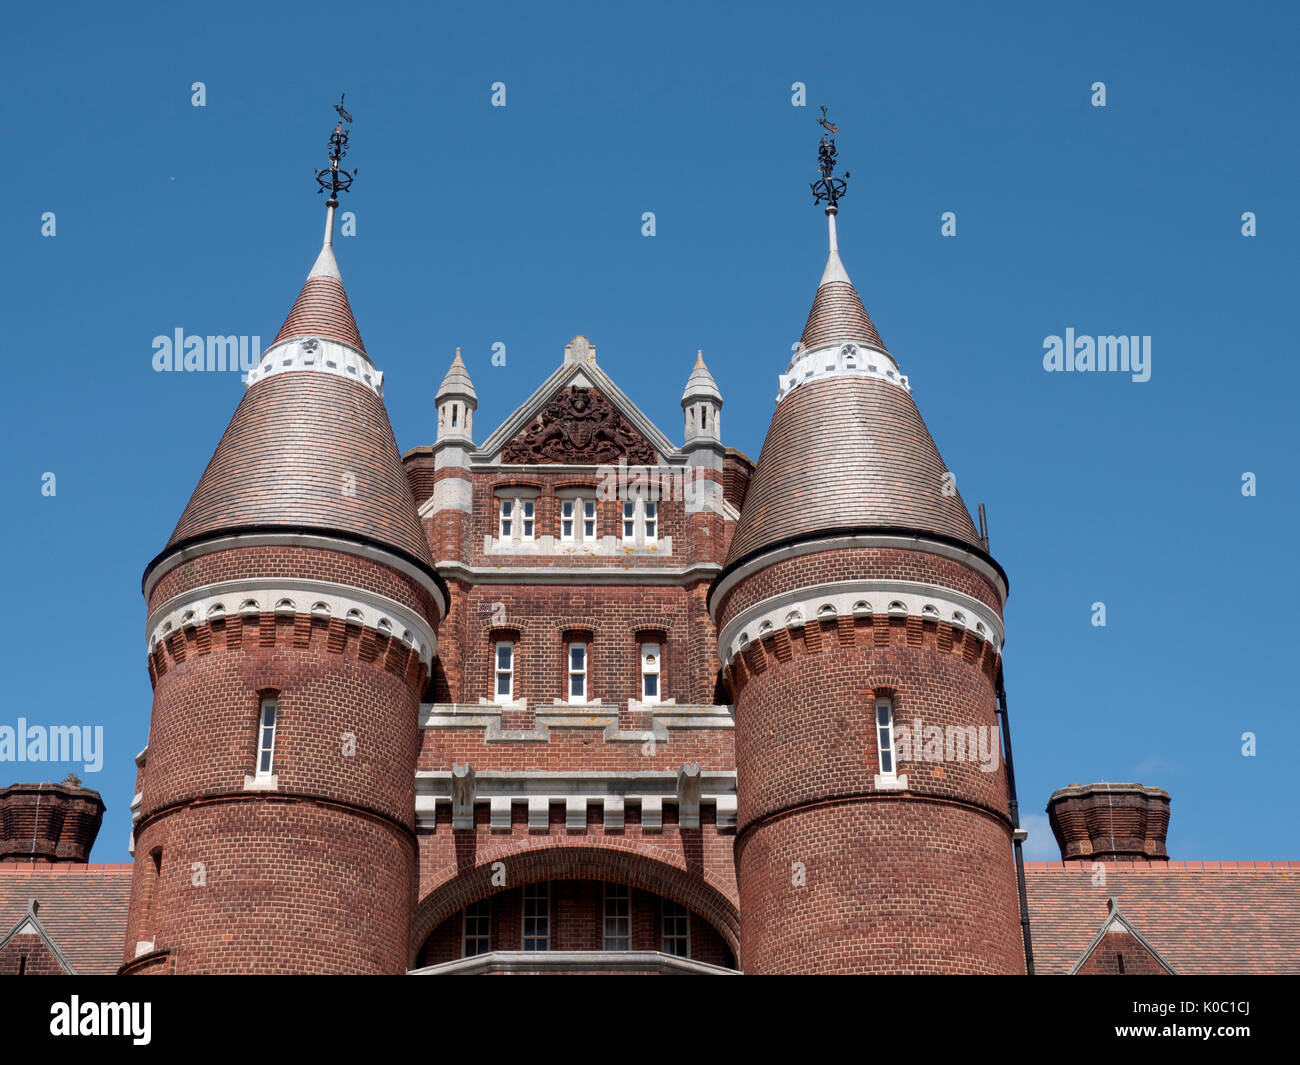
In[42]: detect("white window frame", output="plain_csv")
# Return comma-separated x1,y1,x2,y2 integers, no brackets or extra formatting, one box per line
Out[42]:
522,883,550,951
567,641,588,704
498,498,513,540
621,501,637,542
462,897,491,957
494,640,514,701
560,498,575,542
640,642,661,704
603,883,631,951
643,501,658,543
520,498,535,540
872,695,908,792
256,698,278,779
662,900,690,957
583,499,597,540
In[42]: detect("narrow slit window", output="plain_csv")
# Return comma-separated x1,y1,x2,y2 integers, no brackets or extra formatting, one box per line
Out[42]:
257,698,278,778
495,641,514,700
876,697,896,776
451,403,459,427
568,642,588,703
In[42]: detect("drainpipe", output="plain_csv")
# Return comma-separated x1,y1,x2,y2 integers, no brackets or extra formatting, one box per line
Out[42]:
996,669,1035,975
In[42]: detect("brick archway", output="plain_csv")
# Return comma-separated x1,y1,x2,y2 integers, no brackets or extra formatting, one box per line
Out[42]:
411,843,740,966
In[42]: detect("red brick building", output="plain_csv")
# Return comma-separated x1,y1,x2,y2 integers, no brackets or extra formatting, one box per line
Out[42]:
2,164,1294,976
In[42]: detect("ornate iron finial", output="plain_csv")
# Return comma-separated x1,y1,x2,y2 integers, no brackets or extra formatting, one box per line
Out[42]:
810,106,849,208
315,94,357,205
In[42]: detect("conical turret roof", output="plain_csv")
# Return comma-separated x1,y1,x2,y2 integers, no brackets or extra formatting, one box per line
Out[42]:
162,212,433,568
682,351,722,403
725,211,982,568
436,349,476,401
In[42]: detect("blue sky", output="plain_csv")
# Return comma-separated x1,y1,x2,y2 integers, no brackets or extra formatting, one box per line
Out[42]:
3,1,1296,862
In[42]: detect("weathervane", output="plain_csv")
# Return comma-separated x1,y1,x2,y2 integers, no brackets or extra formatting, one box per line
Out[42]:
810,106,849,208
315,94,357,205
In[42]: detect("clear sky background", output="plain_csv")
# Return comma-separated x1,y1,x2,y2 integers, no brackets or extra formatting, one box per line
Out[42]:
3,1,1296,862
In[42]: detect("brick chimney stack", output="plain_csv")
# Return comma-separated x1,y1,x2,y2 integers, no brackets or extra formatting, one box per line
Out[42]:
0,779,105,864
1047,782,1171,863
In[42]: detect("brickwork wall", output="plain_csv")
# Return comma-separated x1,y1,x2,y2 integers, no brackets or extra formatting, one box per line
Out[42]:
412,831,739,963
1075,930,1170,974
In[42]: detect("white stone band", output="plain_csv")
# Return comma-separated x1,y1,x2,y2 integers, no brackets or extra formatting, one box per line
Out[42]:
777,341,908,401
245,337,384,397
716,578,1004,664
147,577,437,665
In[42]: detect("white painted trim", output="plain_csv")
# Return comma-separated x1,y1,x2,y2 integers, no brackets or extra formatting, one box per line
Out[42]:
410,950,739,976
436,560,716,585
778,341,906,401
145,531,446,618
716,578,1004,664
712,533,1006,612
245,336,384,396
147,577,438,665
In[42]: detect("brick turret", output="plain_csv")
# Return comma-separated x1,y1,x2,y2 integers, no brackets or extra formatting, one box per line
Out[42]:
710,194,1024,973
122,189,445,974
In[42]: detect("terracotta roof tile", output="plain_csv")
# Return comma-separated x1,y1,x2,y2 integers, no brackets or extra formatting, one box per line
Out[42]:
166,371,433,565
726,374,983,566
273,275,365,352
1025,862,1300,974
799,280,886,353
0,864,132,974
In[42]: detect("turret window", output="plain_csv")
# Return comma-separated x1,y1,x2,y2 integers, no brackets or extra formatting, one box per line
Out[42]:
876,697,896,777
256,698,278,779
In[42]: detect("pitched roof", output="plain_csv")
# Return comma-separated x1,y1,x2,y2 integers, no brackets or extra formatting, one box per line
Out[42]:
1025,861,1300,975
725,215,982,568
161,224,434,569
0,864,133,975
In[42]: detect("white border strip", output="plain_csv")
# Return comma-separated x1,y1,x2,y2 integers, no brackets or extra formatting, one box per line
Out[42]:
717,578,1003,664
147,577,438,666
244,336,384,397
